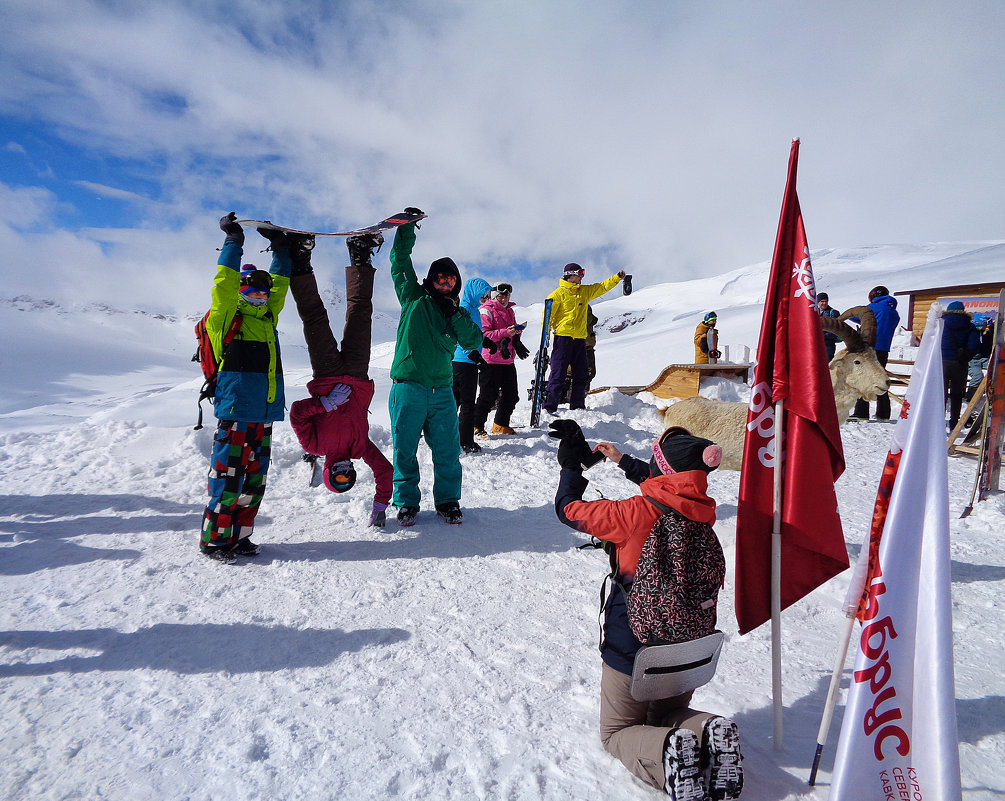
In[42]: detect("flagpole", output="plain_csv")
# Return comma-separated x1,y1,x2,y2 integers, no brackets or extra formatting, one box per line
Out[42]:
771,398,785,750
808,613,855,783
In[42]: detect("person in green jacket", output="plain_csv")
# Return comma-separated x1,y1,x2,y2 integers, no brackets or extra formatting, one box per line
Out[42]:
388,209,483,526
200,213,297,563
543,263,624,413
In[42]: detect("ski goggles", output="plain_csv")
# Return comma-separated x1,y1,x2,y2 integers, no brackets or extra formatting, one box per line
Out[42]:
432,273,458,291
326,460,357,493
495,283,513,296
563,267,585,279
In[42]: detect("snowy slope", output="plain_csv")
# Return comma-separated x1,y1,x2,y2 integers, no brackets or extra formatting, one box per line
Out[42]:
1,243,1003,801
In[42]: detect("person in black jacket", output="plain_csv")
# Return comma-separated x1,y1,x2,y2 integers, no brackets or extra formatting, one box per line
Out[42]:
817,293,841,361
941,301,981,430
967,316,995,399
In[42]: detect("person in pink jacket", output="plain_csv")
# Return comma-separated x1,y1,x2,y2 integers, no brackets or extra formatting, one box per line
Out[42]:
288,234,393,527
473,283,530,435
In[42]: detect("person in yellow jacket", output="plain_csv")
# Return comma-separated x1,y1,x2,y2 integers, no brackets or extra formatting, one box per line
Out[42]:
693,312,720,364
543,263,624,412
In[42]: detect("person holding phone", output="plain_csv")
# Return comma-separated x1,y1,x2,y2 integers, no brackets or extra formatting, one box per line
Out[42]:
473,283,529,436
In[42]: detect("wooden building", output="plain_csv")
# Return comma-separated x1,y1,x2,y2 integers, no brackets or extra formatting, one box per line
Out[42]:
894,282,1005,339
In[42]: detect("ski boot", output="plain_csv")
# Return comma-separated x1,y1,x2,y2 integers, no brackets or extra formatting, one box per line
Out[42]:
257,227,315,253
201,545,237,564
703,717,743,800
663,729,704,801
397,506,419,527
435,502,464,524
289,235,314,277
232,537,261,557
346,231,384,268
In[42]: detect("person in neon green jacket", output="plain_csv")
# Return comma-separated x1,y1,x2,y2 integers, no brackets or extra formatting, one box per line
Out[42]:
199,213,293,563
387,210,483,526
543,263,624,412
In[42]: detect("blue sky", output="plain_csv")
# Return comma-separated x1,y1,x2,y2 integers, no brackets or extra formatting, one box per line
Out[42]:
1,0,1003,314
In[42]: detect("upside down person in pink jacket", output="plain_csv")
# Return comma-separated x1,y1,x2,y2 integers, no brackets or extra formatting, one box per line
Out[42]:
288,234,393,527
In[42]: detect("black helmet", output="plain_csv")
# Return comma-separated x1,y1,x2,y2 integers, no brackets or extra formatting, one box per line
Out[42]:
868,285,889,302
240,268,274,291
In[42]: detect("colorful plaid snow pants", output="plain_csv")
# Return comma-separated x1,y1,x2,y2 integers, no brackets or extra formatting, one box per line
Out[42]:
200,420,272,550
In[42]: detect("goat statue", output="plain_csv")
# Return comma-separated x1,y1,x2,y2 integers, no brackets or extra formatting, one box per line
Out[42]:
660,306,890,470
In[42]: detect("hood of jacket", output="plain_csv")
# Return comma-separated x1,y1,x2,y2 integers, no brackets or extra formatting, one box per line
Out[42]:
421,257,464,300
942,308,973,330
459,277,493,319
639,470,717,525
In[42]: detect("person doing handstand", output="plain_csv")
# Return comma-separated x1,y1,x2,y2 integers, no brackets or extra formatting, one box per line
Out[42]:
288,233,393,527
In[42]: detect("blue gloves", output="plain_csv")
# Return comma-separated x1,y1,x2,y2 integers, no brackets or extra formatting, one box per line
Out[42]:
320,383,352,412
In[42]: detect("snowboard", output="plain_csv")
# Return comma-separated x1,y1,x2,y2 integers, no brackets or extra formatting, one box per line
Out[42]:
528,299,554,427
302,453,323,488
237,211,427,244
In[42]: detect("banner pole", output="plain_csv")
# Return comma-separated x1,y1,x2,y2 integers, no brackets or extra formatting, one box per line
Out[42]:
808,613,855,784
771,399,785,751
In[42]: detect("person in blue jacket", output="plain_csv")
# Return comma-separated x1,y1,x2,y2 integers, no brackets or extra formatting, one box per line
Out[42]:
851,285,900,421
199,214,297,562
451,276,494,455
941,301,982,431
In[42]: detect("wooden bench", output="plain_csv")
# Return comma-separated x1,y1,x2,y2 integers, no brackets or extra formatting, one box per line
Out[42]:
592,363,752,400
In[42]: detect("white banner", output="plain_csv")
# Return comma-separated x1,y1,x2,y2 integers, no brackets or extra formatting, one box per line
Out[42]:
829,308,962,800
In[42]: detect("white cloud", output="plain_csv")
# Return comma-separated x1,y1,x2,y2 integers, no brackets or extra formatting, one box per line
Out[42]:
0,0,1003,312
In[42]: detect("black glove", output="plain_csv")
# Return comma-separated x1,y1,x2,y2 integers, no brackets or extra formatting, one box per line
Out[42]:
403,207,424,216
257,226,293,250
710,349,722,359
549,420,604,472
430,291,459,318
499,337,511,360
622,274,633,296
482,336,497,354
467,350,486,365
220,212,244,245
513,335,530,360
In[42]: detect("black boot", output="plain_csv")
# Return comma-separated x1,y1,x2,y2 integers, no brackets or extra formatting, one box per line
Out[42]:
289,238,314,277
346,232,384,268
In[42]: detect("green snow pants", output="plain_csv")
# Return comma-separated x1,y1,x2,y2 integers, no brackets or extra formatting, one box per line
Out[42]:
389,381,462,509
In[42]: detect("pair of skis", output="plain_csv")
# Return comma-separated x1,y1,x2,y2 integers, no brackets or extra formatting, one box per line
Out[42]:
528,299,554,428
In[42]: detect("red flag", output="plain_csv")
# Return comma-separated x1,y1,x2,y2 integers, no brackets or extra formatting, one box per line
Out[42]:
734,139,849,635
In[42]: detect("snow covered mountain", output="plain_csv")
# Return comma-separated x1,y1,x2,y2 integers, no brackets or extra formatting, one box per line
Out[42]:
1,242,1002,801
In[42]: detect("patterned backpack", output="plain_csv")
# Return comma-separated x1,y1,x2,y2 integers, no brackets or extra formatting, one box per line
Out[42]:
626,496,726,645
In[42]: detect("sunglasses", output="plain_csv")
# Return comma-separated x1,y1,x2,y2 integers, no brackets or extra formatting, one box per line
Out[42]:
433,273,458,290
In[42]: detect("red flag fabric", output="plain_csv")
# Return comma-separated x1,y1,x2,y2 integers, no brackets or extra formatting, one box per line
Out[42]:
734,139,849,635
